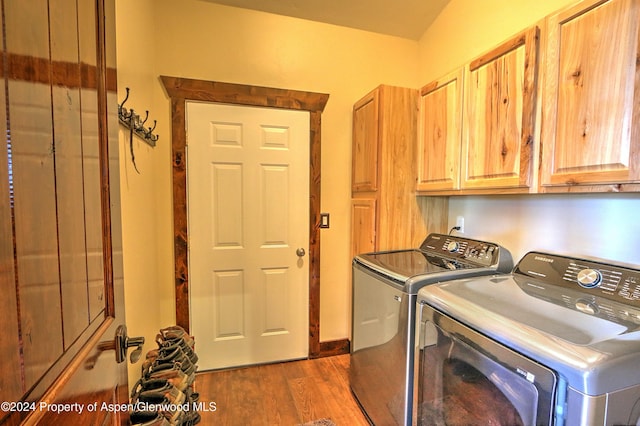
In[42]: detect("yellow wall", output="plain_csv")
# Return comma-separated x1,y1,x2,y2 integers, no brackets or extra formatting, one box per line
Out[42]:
117,0,589,382
149,0,419,346
115,0,171,387
116,0,419,382
418,0,576,83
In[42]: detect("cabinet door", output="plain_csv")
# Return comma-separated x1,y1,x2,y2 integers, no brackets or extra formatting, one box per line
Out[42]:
352,89,379,192
540,0,640,188
417,69,464,192
351,198,377,258
461,27,539,190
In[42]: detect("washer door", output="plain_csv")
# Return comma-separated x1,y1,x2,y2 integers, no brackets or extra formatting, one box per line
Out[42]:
418,304,559,425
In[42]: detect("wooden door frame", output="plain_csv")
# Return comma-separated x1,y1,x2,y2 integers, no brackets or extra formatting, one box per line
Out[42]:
161,76,347,358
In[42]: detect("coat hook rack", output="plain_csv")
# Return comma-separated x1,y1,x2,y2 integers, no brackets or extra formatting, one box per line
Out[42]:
118,87,159,148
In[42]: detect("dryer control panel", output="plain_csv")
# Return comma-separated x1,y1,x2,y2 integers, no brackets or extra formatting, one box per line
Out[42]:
515,251,640,308
419,233,503,267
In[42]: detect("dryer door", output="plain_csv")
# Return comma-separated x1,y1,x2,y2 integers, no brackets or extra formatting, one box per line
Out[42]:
418,303,560,426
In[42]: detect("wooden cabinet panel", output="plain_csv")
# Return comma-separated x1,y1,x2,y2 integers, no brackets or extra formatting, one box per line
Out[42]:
352,89,379,192
541,0,640,189
417,69,463,192
351,199,376,258
377,87,426,250
461,26,539,190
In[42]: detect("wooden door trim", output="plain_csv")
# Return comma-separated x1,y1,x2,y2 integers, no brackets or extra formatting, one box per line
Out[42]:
161,76,345,358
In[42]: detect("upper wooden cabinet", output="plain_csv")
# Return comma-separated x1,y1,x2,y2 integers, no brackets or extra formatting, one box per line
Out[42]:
417,27,540,195
352,89,380,192
461,26,540,191
540,0,640,191
417,69,464,192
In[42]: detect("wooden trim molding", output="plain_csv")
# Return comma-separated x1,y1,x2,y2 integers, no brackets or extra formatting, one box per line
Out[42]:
319,339,350,357
160,76,339,358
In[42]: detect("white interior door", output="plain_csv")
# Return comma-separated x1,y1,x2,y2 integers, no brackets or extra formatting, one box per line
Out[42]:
187,102,310,370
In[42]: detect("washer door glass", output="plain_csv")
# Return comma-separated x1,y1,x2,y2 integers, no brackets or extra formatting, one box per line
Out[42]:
418,306,558,425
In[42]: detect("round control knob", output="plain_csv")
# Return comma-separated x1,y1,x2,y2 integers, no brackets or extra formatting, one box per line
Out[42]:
577,268,602,288
446,241,460,253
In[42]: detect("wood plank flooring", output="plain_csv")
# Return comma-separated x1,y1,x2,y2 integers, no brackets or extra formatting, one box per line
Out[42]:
194,354,370,425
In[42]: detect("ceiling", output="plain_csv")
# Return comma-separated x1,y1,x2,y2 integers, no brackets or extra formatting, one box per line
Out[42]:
198,0,451,40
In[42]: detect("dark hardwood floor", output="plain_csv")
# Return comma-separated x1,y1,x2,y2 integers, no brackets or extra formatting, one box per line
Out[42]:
194,354,370,425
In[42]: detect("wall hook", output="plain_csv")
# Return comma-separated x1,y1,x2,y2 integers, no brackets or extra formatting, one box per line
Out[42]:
118,87,130,116
118,87,159,148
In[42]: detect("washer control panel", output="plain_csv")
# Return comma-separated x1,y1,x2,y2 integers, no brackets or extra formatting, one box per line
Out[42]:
420,233,501,267
515,251,640,307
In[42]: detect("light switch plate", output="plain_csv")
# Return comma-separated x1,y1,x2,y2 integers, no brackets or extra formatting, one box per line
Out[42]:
320,213,330,228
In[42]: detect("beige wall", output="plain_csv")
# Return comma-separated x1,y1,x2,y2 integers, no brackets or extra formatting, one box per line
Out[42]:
148,0,420,342
417,0,576,83
117,0,616,384
116,0,420,382
115,0,170,387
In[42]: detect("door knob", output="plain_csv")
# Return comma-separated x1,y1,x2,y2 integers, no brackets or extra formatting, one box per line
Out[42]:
99,325,145,364
296,248,306,257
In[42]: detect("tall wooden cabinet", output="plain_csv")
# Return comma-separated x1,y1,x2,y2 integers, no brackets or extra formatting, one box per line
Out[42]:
351,85,445,258
540,0,640,191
